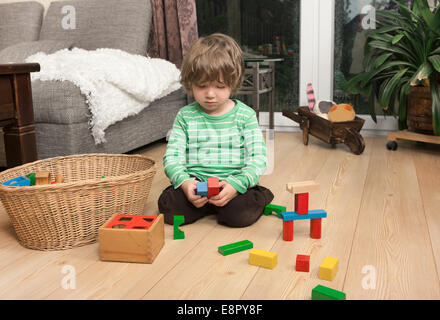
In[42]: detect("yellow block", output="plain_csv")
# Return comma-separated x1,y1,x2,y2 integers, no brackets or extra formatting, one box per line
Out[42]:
249,249,277,269
319,256,339,281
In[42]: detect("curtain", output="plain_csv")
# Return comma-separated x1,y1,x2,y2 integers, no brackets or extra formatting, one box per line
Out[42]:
148,0,199,67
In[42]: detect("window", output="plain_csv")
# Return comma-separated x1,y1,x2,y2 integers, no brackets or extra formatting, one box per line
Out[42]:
195,0,300,112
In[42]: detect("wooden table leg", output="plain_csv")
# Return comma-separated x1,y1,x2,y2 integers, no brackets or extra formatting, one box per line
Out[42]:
3,73,38,167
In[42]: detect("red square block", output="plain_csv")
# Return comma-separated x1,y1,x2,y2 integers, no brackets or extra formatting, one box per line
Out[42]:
208,177,220,198
296,254,310,272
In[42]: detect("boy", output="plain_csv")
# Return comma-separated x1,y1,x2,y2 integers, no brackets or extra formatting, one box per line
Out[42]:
158,33,274,228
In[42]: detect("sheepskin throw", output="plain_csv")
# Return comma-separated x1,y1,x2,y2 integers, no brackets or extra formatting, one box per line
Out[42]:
26,48,182,144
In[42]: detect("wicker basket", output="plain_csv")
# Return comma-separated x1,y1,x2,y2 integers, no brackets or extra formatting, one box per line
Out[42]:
0,153,156,251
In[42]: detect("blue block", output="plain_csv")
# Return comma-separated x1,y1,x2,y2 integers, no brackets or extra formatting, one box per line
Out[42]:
280,209,327,221
2,176,31,187
197,181,208,197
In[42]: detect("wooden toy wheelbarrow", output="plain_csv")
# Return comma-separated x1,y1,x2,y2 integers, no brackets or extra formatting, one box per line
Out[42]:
282,107,366,155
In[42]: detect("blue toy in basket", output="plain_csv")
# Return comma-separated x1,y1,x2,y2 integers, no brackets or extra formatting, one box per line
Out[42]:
2,176,31,187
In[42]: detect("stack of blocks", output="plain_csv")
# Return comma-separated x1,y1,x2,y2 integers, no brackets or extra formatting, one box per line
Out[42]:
197,177,219,198
280,181,327,241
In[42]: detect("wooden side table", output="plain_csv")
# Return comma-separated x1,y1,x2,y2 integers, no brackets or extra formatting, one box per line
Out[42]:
236,58,283,129
0,63,40,168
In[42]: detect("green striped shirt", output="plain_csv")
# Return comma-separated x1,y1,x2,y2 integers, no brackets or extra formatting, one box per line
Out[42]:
163,99,267,194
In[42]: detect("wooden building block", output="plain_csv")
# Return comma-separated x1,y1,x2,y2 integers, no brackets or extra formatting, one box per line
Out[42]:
264,204,286,218
295,193,309,215
280,209,327,221
98,213,164,263
218,240,253,256
283,220,294,241
197,181,208,197
249,249,277,269
312,285,346,300
310,218,322,239
208,177,219,198
286,180,320,194
296,254,310,272
55,173,64,183
26,172,35,186
174,215,185,240
35,171,51,185
2,176,30,186
319,256,339,281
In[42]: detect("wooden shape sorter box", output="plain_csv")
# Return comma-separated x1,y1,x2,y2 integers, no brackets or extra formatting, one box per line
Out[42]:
98,213,164,264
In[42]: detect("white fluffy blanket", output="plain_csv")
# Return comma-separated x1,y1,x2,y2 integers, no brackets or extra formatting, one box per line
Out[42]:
26,48,182,144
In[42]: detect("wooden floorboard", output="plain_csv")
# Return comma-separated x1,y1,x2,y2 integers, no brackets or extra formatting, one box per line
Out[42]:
0,132,439,300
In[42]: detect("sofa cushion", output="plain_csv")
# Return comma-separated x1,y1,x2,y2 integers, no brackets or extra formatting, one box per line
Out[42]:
32,80,184,126
39,0,152,56
35,88,187,159
0,40,74,63
0,1,44,51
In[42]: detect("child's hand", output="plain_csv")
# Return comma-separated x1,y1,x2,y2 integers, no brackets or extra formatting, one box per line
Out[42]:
181,180,208,208
208,181,238,207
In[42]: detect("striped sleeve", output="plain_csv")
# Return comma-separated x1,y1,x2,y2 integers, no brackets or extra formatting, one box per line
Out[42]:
225,112,267,194
163,111,194,188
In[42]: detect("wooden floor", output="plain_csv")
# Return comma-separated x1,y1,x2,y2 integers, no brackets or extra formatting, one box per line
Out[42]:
1,132,440,300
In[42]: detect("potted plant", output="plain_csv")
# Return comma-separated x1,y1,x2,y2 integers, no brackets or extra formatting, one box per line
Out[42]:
343,0,440,135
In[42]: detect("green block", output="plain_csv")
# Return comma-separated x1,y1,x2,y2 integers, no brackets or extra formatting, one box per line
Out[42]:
264,204,286,218
26,172,36,186
312,285,346,300
218,240,253,256
173,215,185,240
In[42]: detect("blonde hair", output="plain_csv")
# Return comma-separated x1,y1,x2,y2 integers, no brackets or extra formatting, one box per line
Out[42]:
180,33,244,94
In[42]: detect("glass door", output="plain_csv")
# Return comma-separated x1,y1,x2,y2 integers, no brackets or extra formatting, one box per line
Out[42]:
195,0,301,114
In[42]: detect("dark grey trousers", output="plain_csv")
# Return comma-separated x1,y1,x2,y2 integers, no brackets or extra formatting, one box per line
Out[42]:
158,184,274,228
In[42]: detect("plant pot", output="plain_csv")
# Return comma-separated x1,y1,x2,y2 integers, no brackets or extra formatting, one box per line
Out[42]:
407,86,434,134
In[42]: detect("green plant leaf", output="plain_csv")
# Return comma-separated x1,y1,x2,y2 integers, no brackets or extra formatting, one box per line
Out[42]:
428,73,440,135
392,34,405,45
380,68,409,107
368,40,417,63
361,61,415,87
428,55,440,73
368,83,377,123
375,53,393,68
398,82,411,130
343,73,366,94
368,32,394,43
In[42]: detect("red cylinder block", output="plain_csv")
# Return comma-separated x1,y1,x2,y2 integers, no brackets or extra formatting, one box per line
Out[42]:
310,218,322,239
283,220,294,241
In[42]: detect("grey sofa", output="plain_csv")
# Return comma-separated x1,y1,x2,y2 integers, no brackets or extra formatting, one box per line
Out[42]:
0,0,186,161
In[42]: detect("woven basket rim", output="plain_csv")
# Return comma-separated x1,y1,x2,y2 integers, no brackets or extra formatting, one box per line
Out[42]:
0,153,157,192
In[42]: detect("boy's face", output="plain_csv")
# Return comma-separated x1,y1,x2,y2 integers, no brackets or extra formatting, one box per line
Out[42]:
191,79,233,115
